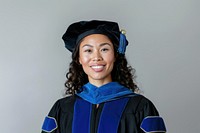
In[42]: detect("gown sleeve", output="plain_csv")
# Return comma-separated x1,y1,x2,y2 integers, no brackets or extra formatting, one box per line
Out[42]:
118,95,166,133
137,96,167,133
41,100,61,133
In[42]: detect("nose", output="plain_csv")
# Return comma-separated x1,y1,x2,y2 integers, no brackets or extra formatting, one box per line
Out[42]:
92,51,102,61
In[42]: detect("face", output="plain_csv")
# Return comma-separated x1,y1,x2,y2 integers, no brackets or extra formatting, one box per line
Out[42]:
79,34,116,86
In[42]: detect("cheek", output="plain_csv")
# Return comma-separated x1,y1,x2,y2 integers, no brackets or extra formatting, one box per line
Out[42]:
105,53,115,65
79,56,89,65
109,51,116,61
109,58,115,66
79,52,84,64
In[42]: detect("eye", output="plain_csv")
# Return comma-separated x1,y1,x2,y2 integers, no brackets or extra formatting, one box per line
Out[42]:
101,48,109,52
84,49,92,53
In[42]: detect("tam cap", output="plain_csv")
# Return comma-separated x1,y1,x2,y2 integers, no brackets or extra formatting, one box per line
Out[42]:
62,20,128,54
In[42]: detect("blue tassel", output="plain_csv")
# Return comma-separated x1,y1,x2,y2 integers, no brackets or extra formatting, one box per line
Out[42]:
118,30,127,54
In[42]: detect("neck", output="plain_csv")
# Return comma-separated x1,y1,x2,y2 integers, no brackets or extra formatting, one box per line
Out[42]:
88,79,112,87
88,75,113,87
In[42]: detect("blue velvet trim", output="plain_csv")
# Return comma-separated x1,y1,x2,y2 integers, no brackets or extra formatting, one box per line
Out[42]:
140,116,166,132
42,116,57,132
97,97,129,133
76,82,134,104
72,98,92,133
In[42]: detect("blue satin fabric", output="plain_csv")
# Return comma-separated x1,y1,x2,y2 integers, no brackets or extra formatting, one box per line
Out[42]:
76,82,134,104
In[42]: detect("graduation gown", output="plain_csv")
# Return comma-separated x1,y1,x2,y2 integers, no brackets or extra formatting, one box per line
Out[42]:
41,82,166,133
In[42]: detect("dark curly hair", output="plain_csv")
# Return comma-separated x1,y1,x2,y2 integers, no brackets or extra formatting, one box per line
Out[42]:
65,40,138,95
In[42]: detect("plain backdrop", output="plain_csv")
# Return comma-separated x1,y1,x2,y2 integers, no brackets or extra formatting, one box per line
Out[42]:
0,0,199,132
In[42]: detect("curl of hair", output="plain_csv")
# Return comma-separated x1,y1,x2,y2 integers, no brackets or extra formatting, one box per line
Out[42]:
65,43,138,95
111,54,138,92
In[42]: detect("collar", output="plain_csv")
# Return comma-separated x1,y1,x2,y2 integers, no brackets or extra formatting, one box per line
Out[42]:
76,82,134,104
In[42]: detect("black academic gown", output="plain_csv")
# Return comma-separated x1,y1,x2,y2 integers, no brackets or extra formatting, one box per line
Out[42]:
41,94,165,133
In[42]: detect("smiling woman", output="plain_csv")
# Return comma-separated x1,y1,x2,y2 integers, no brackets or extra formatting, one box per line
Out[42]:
41,20,166,133
79,34,115,86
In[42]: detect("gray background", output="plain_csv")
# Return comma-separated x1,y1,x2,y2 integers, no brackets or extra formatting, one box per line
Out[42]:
0,0,199,132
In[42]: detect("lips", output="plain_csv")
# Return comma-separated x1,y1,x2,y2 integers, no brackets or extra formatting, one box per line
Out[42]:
90,65,105,72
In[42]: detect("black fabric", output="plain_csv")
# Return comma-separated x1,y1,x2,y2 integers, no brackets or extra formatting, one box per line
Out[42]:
41,95,160,133
62,20,128,52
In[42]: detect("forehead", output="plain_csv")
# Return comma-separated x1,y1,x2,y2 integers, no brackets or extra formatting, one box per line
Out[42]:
79,34,113,46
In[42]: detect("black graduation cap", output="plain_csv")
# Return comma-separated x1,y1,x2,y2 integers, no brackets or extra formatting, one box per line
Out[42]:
62,20,128,53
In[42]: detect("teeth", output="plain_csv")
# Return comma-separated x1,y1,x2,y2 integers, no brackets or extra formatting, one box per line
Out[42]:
91,66,103,69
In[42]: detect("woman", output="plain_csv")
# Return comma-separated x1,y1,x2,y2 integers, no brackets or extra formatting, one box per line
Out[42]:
41,20,166,133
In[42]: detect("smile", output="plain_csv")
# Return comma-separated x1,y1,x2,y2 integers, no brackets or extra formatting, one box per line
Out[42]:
91,65,104,69
91,65,105,72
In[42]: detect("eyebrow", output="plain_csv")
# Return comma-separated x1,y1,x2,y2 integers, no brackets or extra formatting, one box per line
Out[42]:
81,43,112,48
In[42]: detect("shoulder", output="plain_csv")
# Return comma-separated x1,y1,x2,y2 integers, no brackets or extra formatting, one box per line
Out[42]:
127,94,154,107
123,94,167,132
50,96,76,112
56,95,76,105
42,95,76,133
125,94,158,115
